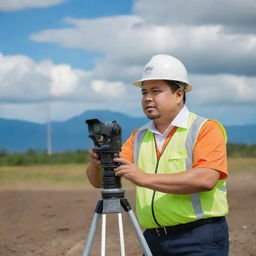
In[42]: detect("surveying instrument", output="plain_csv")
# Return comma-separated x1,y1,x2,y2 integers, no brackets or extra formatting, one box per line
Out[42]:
82,119,152,256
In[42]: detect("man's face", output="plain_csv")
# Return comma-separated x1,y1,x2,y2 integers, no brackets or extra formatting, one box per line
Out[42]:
141,80,183,121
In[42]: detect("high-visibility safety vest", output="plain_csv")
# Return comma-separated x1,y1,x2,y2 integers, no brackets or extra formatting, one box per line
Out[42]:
133,112,228,228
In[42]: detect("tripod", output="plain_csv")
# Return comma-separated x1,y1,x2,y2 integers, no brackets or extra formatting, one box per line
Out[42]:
81,188,152,256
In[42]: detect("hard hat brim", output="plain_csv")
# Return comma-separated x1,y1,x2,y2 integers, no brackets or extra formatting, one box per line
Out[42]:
132,79,192,92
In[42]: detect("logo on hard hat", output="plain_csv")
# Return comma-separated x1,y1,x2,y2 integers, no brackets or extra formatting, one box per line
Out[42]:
144,66,153,75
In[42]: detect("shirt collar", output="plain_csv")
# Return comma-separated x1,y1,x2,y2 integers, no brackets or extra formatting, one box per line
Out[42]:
172,105,189,129
145,105,190,134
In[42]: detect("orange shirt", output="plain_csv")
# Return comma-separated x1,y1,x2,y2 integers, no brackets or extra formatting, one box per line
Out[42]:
120,120,228,179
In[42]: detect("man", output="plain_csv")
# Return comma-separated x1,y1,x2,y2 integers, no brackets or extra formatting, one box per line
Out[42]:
87,54,229,255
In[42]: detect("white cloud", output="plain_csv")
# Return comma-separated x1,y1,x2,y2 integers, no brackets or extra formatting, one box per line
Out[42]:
190,74,256,105
91,80,126,98
133,0,256,33
30,15,256,77
49,65,78,96
0,53,48,102
31,16,158,53
0,53,137,122
0,53,131,103
0,53,87,102
186,73,256,125
0,0,64,11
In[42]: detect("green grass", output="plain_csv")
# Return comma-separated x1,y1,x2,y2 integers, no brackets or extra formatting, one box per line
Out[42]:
0,164,90,189
0,158,255,189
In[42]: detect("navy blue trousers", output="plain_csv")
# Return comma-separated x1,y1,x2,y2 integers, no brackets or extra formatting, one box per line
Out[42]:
143,217,229,256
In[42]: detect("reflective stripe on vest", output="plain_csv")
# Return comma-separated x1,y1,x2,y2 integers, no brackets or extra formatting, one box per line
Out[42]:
133,125,148,165
185,115,207,219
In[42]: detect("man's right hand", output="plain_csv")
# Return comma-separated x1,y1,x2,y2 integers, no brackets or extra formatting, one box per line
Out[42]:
88,149,101,168
86,149,103,188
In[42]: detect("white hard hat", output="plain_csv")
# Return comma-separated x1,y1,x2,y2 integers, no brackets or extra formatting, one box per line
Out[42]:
132,54,192,92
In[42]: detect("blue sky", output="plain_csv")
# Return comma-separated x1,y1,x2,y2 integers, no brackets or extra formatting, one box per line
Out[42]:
0,0,132,68
0,0,256,126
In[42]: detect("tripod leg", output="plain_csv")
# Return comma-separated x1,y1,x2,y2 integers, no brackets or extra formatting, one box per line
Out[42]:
82,212,101,256
82,200,103,256
118,213,126,256
101,214,106,256
126,209,153,256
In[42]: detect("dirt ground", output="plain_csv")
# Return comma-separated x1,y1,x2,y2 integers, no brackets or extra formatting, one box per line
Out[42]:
1,171,256,256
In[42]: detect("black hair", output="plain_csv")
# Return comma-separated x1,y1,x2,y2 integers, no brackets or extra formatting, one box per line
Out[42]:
165,80,186,104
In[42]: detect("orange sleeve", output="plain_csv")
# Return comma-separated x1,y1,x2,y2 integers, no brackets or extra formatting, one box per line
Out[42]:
120,129,138,163
192,120,228,179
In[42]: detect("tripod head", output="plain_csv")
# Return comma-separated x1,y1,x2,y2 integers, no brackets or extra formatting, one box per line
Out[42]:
85,118,122,190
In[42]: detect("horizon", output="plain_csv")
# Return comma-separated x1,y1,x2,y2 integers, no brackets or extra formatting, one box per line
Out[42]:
1,109,256,127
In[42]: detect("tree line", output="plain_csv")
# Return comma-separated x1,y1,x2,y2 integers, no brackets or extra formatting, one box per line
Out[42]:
227,143,256,158
0,143,256,166
0,149,88,166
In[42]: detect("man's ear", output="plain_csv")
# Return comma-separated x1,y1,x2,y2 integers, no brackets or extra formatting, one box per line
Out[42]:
176,88,184,102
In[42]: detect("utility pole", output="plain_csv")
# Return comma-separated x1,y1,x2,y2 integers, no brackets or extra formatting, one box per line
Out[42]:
47,94,52,156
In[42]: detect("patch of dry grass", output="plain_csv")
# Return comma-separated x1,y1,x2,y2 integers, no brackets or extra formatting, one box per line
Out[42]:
0,158,254,190
0,164,89,190
0,163,135,190
228,157,256,173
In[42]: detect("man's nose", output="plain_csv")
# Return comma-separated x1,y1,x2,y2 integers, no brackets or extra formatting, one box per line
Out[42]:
144,93,153,102
144,98,153,104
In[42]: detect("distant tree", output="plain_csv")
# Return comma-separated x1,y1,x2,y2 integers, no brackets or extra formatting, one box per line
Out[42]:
0,148,8,157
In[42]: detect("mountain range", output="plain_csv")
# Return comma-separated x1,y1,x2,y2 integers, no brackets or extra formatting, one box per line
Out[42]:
1,110,255,152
